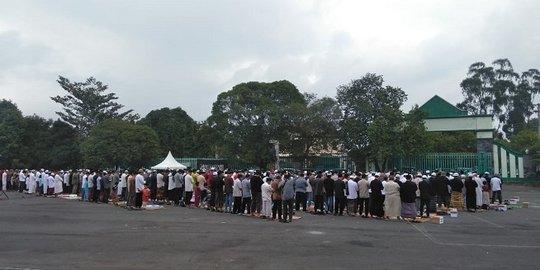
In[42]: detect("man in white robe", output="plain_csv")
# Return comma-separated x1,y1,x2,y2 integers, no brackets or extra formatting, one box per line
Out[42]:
1,170,7,191
473,173,483,207
27,170,36,194
54,172,64,195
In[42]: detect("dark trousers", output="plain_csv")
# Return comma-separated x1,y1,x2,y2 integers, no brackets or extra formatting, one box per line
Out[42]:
241,197,251,214
93,188,100,203
491,190,502,204
233,196,242,214
295,192,307,211
358,197,369,216
251,192,262,213
150,186,157,201
215,192,224,209
184,191,193,206
135,192,143,208
334,197,346,215
437,194,450,208
282,199,294,222
173,187,181,206
18,182,26,193
272,199,282,220
314,195,324,213
420,198,431,216
102,188,110,203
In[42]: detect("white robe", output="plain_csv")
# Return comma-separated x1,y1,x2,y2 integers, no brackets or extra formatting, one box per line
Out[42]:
55,174,63,194
27,173,36,194
1,172,7,191
474,177,483,206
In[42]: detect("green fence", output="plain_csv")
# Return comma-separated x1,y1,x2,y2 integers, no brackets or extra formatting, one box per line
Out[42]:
389,152,493,174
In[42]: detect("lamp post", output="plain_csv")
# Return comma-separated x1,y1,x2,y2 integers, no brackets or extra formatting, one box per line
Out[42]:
269,140,280,171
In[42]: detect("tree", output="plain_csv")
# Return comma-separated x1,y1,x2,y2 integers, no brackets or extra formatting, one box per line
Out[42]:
336,73,408,170
425,131,476,152
508,129,538,153
208,80,306,169
0,99,26,168
286,95,341,167
47,120,81,169
401,106,429,158
139,107,198,157
19,115,53,169
51,76,139,137
458,59,539,138
81,119,159,169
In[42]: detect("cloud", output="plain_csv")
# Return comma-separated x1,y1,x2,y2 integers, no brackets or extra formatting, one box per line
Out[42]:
1,0,539,122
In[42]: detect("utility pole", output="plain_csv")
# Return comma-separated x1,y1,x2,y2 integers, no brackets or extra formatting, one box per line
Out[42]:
269,140,280,171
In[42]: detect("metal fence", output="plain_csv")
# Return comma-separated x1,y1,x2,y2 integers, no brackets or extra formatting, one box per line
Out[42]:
388,152,493,174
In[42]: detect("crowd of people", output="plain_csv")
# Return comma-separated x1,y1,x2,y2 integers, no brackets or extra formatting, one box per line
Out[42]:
1,168,504,222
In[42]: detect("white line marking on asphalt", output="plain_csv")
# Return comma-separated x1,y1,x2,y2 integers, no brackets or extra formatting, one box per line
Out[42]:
461,212,505,228
407,221,540,249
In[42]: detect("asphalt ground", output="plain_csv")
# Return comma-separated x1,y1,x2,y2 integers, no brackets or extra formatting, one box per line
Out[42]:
1,184,539,270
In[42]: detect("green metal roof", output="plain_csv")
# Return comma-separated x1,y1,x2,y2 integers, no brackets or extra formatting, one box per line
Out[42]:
419,95,468,118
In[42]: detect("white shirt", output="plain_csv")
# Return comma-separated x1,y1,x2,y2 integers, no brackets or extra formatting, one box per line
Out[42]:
64,173,71,186
135,173,145,193
157,173,164,188
233,178,242,197
491,177,502,191
262,182,272,201
346,180,359,199
184,174,193,192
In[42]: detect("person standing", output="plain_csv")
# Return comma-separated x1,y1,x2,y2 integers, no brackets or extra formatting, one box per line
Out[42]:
135,169,145,209
490,174,503,204
1,170,7,192
279,173,296,223
333,174,346,216
312,172,325,215
71,170,80,195
101,171,111,203
213,171,225,212
127,172,136,208
369,174,385,218
323,172,335,214
261,177,273,219
149,171,158,203
240,174,252,215
271,175,283,221
432,172,450,208
449,173,464,209
357,174,370,218
384,177,401,219
294,173,307,211
27,170,36,194
464,175,478,212
224,172,234,213
184,170,194,207
81,171,89,201
400,175,418,219
346,176,359,216
472,173,483,208
232,173,243,214
418,175,433,217
250,171,264,216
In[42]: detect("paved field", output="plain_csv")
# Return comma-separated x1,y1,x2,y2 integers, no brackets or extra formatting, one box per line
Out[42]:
1,184,539,270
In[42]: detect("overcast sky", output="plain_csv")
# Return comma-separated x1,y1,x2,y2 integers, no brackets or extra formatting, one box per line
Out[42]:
1,0,539,122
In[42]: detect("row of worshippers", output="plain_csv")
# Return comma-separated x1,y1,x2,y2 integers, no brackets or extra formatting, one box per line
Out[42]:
5,167,503,220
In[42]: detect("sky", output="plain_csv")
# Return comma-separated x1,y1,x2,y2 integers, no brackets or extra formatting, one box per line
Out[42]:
1,0,539,122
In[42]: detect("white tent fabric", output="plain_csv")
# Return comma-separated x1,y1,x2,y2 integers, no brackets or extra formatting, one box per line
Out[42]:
151,151,187,170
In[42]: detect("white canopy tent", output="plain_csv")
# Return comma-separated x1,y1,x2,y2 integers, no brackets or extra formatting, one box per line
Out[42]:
151,151,187,170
